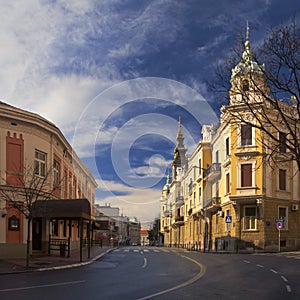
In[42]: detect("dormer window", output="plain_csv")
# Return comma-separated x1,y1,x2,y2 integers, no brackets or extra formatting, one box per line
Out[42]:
242,79,249,91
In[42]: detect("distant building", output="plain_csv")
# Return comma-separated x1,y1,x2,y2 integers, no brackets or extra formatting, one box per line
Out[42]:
140,230,149,246
128,217,141,245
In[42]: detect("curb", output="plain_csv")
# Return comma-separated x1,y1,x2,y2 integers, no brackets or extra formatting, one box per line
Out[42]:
0,248,116,275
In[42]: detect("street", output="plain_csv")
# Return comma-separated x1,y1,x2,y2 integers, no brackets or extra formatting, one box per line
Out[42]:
0,247,299,299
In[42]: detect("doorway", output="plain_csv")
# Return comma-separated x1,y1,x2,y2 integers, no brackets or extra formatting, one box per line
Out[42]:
32,218,42,250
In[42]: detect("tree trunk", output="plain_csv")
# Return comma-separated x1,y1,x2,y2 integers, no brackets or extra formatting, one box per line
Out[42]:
26,218,31,268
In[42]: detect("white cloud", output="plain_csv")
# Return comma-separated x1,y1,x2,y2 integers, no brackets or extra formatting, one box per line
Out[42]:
96,179,161,224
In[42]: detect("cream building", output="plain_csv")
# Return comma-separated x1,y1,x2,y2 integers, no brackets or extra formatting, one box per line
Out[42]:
0,101,97,258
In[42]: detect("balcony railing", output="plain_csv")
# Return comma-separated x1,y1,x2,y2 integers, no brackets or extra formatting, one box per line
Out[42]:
175,216,184,222
163,210,171,217
204,197,221,208
203,163,221,181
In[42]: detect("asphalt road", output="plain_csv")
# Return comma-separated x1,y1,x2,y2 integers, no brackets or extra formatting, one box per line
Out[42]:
0,247,299,300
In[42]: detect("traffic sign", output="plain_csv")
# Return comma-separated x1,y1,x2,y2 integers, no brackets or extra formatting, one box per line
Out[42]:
225,216,232,223
275,218,285,223
276,222,282,230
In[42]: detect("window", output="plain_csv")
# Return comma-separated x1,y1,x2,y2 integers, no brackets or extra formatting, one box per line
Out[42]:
215,215,219,233
244,206,257,230
34,150,46,177
215,151,219,163
199,187,202,204
279,169,287,191
279,132,287,153
8,215,20,231
242,79,249,91
278,207,288,229
198,159,202,176
225,137,230,156
241,124,252,146
53,160,59,185
241,164,252,187
51,219,58,236
226,173,230,194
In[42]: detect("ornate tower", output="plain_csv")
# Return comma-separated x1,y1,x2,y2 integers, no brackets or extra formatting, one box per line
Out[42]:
172,117,188,181
230,22,267,106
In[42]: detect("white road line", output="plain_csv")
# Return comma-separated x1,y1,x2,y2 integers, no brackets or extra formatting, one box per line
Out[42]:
243,260,250,264
270,269,278,274
0,280,86,292
281,275,288,282
142,257,147,269
134,249,139,252
153,250,160,252
143,249,149,252
124,249,129,252
256,264,264,268
286,285,292,293
137,255,206,300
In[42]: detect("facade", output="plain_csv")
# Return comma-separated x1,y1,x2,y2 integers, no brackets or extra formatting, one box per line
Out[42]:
160,30,300,252
95,204,129,246
0,102,97,258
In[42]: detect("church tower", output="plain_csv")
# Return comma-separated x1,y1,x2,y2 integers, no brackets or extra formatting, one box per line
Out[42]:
172,117,188,181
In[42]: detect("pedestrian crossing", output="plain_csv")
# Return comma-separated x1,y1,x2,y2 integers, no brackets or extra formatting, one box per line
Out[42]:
113,248,171,254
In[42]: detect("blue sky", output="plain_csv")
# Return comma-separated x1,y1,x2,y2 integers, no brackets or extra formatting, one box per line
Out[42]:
0,0,299,227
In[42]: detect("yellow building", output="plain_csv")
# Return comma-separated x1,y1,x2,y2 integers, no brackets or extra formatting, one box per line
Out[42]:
160,27,300,252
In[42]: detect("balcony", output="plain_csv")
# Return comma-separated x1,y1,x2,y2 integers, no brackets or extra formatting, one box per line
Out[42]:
204,197,221,211
163,210,171,217
203,163,221,181
174,215,184,226
163,226,170,232
175,196,184,208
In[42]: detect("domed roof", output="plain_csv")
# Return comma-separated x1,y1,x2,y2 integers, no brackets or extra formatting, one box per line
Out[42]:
231,22,264,80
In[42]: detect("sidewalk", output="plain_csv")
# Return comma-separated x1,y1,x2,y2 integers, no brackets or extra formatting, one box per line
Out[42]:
0,246,115,275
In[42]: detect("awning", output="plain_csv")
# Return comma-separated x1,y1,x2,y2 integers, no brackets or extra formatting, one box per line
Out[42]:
32,198,91,220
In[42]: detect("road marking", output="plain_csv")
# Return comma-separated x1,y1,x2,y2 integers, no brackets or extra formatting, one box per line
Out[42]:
286,285,292,292
0,280,86,292
136,254,206,300
134,249,139,252
153,250,160,252
142,257,147,269
281,275,288,282
243,260,250,264
144,249,149,252
256,264,264,268
270,269,278,274
124,249,129,252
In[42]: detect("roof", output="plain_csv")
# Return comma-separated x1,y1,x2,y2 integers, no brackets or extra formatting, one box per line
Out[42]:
32,199,91,219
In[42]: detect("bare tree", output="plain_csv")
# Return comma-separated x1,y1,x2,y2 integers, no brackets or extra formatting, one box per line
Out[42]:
0,163,61,267
211,20,300,171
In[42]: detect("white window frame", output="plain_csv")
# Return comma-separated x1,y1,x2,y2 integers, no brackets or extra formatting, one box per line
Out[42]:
238,161,256,188
243,206,257,231
34,150,46,177
239,123,255,147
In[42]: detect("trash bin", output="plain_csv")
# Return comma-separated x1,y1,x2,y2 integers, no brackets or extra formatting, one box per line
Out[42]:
60,243,66,257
